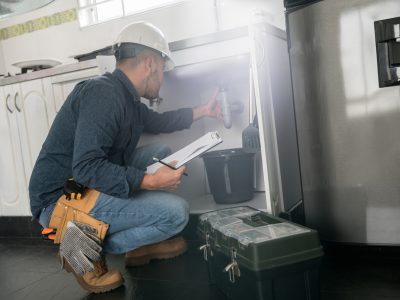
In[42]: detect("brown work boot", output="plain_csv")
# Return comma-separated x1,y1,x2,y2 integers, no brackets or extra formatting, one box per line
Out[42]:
125,236,188,267
60,255,124,293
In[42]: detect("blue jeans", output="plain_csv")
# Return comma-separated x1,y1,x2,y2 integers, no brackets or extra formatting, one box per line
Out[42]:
38,144,189,254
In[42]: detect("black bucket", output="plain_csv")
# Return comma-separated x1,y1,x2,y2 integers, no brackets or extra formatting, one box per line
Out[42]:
201,148,255,204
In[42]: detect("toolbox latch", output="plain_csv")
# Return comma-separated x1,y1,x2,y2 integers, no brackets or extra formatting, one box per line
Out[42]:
199,232,214,261
224,248,241,283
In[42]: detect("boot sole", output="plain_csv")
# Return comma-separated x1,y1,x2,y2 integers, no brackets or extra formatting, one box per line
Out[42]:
62,257,124,293
125,243,188,267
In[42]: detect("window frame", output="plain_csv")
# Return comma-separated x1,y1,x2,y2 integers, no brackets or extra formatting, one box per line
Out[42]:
77,0,190,28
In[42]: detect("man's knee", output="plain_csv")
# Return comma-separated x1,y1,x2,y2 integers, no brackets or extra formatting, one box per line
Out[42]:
174,197,189,230
160,195,189,233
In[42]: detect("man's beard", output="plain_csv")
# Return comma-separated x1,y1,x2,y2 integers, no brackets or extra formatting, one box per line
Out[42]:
147,96,163,106
143,89,161,100
144,73,162,101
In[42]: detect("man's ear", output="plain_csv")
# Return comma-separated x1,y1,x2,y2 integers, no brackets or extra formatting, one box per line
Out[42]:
143,55,155,74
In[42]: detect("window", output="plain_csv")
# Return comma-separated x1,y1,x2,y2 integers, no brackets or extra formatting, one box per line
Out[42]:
77,0,188,27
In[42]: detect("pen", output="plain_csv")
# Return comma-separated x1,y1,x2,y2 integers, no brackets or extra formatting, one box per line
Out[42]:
153,157,188,176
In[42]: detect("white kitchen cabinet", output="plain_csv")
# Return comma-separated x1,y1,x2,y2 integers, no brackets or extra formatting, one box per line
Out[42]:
0,66,100,216
0,85,30,215
18,79,56,184
0,79,56,216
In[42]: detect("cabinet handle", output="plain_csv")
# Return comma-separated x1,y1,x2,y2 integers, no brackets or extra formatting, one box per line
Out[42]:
5,94,13,113
14,92,21,112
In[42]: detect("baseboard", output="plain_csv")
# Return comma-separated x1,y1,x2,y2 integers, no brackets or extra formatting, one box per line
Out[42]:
0,214,201,240
0,216,42,238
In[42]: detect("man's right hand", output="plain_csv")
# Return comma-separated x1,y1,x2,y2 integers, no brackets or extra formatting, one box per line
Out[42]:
140,161,187,191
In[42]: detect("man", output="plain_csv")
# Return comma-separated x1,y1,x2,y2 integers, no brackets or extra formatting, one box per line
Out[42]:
29,21,221,293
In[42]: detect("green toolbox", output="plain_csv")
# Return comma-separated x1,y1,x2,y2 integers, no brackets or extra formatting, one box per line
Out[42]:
197,206,324,300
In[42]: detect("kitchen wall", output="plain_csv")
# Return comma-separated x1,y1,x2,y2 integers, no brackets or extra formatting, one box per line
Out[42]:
0,0,285,75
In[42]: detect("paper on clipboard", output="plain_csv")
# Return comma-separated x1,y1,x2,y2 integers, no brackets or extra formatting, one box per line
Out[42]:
146,131,223,174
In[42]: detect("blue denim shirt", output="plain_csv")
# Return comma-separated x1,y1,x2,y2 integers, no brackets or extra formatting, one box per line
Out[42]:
29,69,193,219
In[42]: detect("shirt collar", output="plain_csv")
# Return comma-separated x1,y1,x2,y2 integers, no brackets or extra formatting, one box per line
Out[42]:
112,68,140,102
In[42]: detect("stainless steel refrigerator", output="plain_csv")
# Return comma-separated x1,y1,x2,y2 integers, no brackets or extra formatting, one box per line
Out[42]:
284,0,400,244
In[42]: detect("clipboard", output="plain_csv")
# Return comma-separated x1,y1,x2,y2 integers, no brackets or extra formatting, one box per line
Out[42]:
146,131,223,174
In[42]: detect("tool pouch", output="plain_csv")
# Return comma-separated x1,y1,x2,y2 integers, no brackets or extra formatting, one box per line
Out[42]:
48,189,109,244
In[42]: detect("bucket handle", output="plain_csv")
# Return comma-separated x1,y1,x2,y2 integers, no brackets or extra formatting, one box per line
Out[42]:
223,159,232,194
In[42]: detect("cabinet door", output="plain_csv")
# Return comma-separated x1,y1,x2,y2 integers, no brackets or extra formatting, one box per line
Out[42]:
51,68,99,113
16,79,53,186
0,85,30,215
42,77,57,125
249,22,302,216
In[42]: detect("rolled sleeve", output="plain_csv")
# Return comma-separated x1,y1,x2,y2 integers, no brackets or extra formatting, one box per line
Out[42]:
142,105,193,134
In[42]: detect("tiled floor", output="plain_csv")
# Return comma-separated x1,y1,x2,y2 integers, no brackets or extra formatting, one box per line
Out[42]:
1,229,400,299
320,245,400,300
0,237,225,300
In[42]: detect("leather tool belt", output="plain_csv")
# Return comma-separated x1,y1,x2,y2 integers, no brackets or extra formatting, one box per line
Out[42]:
48,189,109,244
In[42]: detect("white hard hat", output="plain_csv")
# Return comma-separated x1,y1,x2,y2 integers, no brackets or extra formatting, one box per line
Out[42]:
114,21,174,71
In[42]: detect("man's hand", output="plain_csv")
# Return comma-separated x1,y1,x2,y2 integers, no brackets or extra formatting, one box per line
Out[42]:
192,88,223,121
140,161,187,191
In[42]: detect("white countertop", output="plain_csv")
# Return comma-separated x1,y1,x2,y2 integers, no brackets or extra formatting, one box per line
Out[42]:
0,59,98,86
